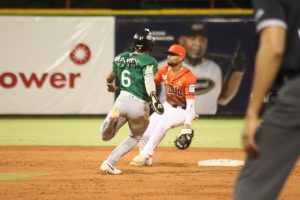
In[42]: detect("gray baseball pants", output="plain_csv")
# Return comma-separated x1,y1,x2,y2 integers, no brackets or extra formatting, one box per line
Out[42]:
234,76,300,200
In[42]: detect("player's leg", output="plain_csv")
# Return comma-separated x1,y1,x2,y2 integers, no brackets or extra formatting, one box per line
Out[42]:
140,102,177,152
127,101,150,136
132,103,186,165
105,134,142,166
141,107,185,156
100,114,127,141
100,115,129,175
100,98,150,175
130,102,170,166
106,114,150,167
99,93,129,141
139,111,162,153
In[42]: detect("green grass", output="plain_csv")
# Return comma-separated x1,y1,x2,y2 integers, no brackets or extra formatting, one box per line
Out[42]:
0,173,45,181
0,117,244,148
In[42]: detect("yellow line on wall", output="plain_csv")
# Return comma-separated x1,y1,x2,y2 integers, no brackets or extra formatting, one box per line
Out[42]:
0,9,253,16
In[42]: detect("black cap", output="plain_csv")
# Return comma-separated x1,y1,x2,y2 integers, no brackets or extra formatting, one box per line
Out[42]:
181,23,206,37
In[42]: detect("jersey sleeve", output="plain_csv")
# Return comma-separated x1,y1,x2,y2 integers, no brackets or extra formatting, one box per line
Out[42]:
253,0,287,33
154,68,163,84
184,72,197,100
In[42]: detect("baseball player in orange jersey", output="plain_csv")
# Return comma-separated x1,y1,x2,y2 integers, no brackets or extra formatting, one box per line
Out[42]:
131,44,197,166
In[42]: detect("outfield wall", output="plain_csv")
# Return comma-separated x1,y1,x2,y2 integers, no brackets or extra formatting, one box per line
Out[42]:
0,16,115,114
0,9,256,115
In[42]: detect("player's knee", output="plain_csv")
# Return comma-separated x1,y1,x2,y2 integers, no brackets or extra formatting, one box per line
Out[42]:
99,131,108,141
101,131,114,141
99,125,112,141
101,135,111,141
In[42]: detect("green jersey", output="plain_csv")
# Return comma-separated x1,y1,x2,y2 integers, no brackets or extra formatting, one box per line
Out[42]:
113,52,158,102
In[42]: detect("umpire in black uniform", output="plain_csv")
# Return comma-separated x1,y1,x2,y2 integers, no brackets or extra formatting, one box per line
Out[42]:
234,0,300,199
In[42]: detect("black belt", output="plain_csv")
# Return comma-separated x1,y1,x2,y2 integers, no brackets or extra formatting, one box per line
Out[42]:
171,104,186,110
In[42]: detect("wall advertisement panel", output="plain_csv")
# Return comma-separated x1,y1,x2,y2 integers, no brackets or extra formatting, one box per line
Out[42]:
0,16,115,114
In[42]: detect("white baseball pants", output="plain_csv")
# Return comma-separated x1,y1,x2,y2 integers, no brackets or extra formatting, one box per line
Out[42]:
140,101,186,156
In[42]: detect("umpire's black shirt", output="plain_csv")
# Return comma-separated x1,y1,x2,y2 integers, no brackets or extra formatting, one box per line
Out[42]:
253,0,300,77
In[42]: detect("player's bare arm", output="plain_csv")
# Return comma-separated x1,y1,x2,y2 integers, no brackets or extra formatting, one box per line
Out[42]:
106,70,118,92
243,27,285,156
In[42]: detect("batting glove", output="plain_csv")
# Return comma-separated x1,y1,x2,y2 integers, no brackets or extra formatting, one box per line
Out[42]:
149,91,164,115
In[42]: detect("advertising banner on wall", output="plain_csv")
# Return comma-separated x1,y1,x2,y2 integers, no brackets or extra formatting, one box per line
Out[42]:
0,16,115,114
116,16,257,115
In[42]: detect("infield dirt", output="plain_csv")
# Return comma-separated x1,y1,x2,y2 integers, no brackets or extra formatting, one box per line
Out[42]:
0,146,299,200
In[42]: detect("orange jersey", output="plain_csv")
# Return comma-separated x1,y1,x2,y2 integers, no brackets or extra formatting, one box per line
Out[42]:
155,65,196,107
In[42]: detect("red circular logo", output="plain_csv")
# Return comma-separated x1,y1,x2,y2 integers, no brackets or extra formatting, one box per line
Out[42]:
70,43,91,65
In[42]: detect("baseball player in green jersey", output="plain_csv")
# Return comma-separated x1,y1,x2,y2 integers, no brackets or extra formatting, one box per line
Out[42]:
99,28,164,175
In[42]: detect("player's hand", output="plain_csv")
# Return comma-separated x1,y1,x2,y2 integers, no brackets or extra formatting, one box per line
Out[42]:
149,91,164,115
174,128,194,150
106,82,118,92
242,115,260,157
